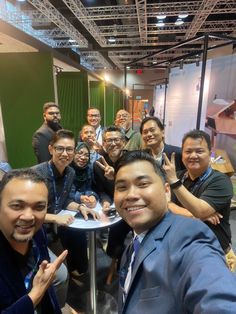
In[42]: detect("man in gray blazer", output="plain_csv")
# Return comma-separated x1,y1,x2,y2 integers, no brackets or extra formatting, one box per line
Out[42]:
32,102,62,163
114,150,236,314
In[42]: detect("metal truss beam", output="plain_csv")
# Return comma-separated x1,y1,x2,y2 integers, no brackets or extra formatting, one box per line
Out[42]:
185,0,221,39
61,0,107,47
135,0,147,44
79,1,235,20
27,0,88,47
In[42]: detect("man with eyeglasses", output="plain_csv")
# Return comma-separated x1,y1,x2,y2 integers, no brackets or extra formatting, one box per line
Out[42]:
94,126,132,283
115,109,143,151
87,107,103,145
32,102,62,163
32,129,98,280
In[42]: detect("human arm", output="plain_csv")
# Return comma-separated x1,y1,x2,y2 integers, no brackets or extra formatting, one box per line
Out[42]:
45,213,75,226
163,153,216,219
67,202,99,220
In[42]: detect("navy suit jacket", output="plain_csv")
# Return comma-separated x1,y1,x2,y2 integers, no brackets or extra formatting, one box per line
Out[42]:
119,212,236,314
0,229,61,314
163,143,185,171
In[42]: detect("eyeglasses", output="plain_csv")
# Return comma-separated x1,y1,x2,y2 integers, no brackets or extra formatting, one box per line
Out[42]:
54,146,74,154
47,111,60,116
75,151,89,159
105,138,122,144
116,114,129,119
87,114,100,118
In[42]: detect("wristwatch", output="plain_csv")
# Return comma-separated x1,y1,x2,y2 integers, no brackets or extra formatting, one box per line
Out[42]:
169,179,182,189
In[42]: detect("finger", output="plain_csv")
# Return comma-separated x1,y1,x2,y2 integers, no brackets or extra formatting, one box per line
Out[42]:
163,153,170,165
38,260,49,272
81,209,88,221
96,160,105,170
52,250,68,270
100,156,109,167
171,152,176,164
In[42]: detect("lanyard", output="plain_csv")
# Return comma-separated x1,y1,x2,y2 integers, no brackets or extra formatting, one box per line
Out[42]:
24,241,40,291
181,167,213,193
96,127,101,141
48,162,68,213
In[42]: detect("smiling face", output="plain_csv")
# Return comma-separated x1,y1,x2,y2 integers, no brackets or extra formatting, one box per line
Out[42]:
103,131,125,162
49,137,75,172
182,137,210,179
141,120,164,151
74,146,90,168
0,178,48,250
81,125,96,145
115,110,131,131
114,160,169,234
87,108,101,129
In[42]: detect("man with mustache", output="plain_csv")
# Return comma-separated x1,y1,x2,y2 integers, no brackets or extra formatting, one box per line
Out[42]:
32,102,62,163
0,168,67,313
114,150,236,314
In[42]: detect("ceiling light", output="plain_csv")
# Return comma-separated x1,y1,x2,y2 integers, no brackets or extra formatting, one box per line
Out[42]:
126,66,130,69
156,21,165,27
17,0,26,2
152,61,157,64
108,37,116,43
156,14,166,20
178,13,188,19
175,18,184,26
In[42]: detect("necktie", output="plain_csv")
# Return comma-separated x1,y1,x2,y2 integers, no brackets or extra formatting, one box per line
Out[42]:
123,236,140,302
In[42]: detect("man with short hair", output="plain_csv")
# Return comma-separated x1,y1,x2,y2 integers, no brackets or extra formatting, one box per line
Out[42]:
163,130,234,260
32,102,62,163
0,168,67,313
140,116,185,171
32,129,98,275
114,150,236,314
115,109,142,151
80,124,101,164
87,107,103,145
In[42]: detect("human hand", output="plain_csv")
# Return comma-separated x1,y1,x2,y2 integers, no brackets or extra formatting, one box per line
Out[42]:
96,157,114,180
203,212,223,225
163,152,178,184
29,250,68,307
102,201,111,213
80,195,97,208
55,214,74,226
80,205,100,220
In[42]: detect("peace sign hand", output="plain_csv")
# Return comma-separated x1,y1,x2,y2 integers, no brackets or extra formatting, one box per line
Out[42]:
163,152,178,184
96,157,115,180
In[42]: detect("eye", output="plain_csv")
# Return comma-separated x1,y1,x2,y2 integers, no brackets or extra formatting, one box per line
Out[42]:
9,203,23,211
138,181,150,188
33,203,47,212
115,185,127,192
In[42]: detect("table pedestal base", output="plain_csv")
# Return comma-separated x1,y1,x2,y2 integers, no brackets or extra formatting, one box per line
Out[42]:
83,290,117,314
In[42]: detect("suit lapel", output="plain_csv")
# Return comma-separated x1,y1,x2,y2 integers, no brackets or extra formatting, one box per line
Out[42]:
123,212,173,309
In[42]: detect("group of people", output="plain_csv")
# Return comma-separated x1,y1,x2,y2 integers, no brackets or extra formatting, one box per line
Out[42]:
1,101,236,314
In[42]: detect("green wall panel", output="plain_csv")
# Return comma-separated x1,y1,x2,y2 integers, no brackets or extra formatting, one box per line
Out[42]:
105,85,114,126
57,71,89,140
0,52,55,168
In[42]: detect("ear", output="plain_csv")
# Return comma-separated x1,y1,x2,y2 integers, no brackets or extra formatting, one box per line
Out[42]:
48,144,53,156
161,129,165,141
164,182,171,203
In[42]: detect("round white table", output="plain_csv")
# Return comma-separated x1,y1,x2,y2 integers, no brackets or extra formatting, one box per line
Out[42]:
58,207,121,314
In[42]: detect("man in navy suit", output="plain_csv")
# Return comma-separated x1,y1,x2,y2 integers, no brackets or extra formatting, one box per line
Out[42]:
140,116,185,171
0,168,67,313
114,151,236,314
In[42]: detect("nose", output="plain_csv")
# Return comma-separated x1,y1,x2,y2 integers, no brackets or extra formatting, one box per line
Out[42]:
189,151,198,158
124,185,139,200
62,149,69,156
21,207,34,220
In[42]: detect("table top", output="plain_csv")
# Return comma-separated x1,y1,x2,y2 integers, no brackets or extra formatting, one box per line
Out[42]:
211,148,234,177
58,204,122,231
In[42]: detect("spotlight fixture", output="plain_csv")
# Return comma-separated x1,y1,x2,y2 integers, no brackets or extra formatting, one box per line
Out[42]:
156,21,165,27
108,37,116,43
175,18,184,26
156,14,166,20
178,13,188,19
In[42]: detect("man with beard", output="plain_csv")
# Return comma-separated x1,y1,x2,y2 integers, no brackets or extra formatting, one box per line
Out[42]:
32,102,62,163
115,109,143,151
0,168,67,313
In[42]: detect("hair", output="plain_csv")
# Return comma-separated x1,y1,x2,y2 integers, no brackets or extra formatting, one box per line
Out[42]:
87,107,101,115
182,129,211,151
140,116,164,134
115,150,166,183
81,124,96,133
43,102,59,113
75,141,90,153
0,168,48,204
50,129,75,146
103,125,126,141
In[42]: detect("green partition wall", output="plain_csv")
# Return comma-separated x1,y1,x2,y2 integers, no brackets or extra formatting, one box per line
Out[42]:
90,80,123,126
0,52,55,168
57,71,89,139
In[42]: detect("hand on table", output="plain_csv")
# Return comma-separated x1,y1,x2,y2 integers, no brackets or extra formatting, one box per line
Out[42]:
102,201,111,213
55,214,74,226
80,205,100,220
80,195,97,208
96,157,115,180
